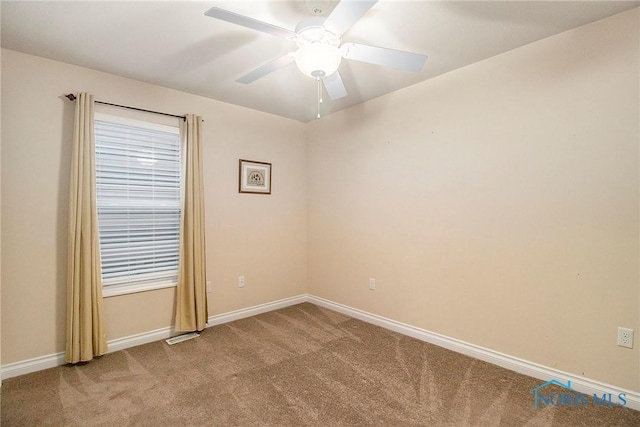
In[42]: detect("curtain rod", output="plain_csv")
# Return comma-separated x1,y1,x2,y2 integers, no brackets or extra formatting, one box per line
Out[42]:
65,94,186,120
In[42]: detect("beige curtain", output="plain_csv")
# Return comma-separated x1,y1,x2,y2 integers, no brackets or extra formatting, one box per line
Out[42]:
65,92,107,363
175,114,208,332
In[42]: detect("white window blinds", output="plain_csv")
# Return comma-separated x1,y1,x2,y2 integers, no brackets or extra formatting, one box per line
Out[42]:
94,114,181,295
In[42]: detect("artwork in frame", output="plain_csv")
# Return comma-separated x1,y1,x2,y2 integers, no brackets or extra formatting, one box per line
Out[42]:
239,159,272,194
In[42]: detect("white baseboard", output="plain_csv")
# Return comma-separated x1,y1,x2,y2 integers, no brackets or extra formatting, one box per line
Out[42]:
108,325,175,353
307,295,640,411
2,293,638,412
207,294,308,326
0,294,307,381
0,351,67,381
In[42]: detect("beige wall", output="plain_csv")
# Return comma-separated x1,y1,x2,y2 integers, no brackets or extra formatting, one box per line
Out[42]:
307,9,639,391
0,49,307,363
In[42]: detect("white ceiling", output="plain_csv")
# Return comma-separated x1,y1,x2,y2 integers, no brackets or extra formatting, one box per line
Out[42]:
2,1,638,122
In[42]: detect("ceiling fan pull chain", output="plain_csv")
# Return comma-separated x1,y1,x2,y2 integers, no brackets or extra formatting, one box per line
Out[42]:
317,77,321,119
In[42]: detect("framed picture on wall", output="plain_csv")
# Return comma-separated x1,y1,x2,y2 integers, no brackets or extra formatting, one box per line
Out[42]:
239,159,272,194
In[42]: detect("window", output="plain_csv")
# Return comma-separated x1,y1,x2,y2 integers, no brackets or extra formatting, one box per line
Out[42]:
94,113,181,297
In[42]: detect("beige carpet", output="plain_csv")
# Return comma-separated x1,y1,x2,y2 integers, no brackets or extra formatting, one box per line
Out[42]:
2,303,639,426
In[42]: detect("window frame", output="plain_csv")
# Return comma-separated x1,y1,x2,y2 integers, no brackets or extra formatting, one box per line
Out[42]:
94,112,182,298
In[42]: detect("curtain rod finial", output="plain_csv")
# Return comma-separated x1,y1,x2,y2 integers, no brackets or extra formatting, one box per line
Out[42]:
65,93,76,101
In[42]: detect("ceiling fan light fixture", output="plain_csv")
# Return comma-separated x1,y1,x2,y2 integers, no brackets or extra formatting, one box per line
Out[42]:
294,43,342,78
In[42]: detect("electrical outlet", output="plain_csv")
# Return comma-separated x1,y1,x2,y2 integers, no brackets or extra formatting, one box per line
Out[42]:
238,276,245,288
617,327,634,349
206,281,212,293
369,278,376,290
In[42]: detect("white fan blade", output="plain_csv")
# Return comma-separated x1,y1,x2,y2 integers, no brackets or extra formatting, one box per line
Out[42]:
341,42,427,72
322,72,348,100
205,7,296,40
236,53,296,84
323,0,378,36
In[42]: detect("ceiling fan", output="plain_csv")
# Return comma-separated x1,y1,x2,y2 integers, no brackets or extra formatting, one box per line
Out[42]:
204,0,427,104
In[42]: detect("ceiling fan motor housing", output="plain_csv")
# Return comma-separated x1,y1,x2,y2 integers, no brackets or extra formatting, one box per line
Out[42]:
294,18,342,78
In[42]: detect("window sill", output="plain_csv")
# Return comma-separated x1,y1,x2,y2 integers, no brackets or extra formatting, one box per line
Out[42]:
102,282,177,298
